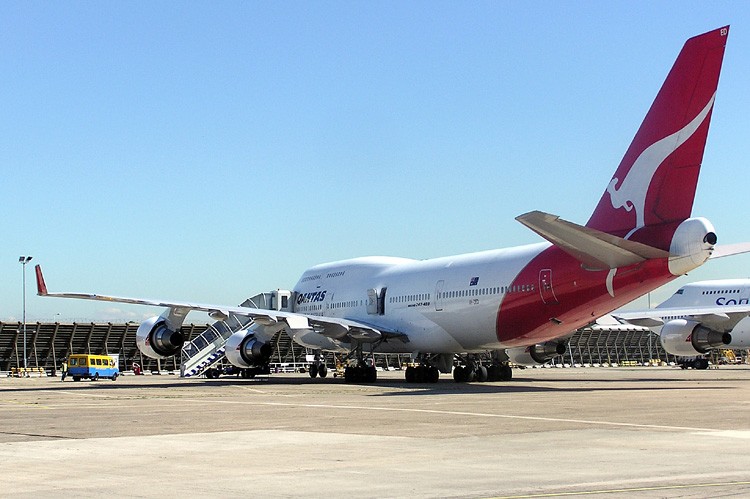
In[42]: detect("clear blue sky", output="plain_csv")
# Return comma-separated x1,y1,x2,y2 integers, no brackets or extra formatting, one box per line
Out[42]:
3,2,750,323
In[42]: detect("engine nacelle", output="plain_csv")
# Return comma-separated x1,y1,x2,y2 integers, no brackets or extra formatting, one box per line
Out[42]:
660,319,731,356
136,316,186,359
727,317,750,348
507,341,566,366
225,331,273,368
668,217,716,276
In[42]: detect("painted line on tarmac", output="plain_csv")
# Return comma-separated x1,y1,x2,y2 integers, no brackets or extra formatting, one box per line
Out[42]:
488,480,750,498
56,390,123,398
692,430,750,439
236,386,268,394
185,399,747,434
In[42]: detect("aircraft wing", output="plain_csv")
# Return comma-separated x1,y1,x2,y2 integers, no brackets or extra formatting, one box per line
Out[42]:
516,211,670,271
615,304,750,332
35,265,406,344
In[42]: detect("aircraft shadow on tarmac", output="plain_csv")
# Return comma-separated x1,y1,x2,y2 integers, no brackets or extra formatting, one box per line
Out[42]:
2,374,734,395
366,378,733,396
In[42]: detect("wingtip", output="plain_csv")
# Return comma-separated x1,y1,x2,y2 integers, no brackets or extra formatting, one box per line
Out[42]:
515,211,559,224
35,264,48,296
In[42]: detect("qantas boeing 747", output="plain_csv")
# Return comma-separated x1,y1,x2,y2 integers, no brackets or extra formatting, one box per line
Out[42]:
36,26,747,383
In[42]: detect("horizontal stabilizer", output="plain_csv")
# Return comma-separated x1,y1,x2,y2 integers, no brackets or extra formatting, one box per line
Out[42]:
516,211,670,271
709,242,750,259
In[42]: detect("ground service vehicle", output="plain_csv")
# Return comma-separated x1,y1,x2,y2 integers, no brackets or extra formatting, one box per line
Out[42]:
67,354,119,381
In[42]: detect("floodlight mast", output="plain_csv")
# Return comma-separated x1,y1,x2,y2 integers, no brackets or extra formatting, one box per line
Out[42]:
19,256,32,372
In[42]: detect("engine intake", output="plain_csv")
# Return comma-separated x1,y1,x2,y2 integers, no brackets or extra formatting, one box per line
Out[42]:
136,316,185,359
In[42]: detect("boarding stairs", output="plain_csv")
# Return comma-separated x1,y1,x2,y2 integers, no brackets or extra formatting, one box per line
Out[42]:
180,292,280,377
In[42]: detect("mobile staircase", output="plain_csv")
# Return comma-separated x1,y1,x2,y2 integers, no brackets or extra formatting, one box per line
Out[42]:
180,291,286,377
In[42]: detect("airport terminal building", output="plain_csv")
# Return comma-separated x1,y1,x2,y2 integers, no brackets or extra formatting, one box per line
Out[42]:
3,319,745,376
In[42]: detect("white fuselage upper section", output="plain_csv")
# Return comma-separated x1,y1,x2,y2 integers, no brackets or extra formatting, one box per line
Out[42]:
658,280,750,309
291,243,549,353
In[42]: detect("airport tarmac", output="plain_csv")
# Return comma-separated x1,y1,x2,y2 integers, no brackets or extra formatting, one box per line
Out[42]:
2,366,750,498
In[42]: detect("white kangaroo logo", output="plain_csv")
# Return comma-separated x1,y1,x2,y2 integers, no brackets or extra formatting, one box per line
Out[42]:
607,92,716,238
605,92,716,297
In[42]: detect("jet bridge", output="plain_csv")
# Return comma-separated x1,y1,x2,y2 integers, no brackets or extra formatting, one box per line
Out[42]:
180,290,292,377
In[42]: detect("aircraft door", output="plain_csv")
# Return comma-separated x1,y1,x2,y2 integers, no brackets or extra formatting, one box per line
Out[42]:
366,289,378,314
539,269,558,305
435,280,445,311
366,288,387,315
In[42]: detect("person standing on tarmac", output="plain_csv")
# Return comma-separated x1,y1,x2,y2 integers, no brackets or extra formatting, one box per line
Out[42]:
61,360,67,381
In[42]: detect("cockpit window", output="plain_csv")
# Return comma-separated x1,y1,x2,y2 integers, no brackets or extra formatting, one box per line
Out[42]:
676,289,684,294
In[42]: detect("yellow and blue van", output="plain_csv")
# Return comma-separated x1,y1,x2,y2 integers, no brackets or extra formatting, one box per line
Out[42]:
67,354,119,381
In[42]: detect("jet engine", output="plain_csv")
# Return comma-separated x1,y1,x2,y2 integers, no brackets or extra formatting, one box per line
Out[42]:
727,318,750,348
660,319,731,356
225,331,273,368
507,341,566,366
136,316,186,359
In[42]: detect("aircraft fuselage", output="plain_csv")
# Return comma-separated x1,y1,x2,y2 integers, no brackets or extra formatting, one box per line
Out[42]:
291,242,678,353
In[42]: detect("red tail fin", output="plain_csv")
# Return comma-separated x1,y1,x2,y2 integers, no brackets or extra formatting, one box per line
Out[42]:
587,26,728,244
35,265,48,296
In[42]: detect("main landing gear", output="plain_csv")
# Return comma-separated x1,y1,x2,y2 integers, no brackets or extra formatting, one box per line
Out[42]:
340,344,378,383
308,362,328,378
308,351,328,378
344,363,377,383
405,364,440,383
453,354,513,383
679,357,710,370
404,354,448,383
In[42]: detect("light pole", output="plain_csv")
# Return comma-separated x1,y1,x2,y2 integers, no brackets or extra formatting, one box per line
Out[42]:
19,256,32,371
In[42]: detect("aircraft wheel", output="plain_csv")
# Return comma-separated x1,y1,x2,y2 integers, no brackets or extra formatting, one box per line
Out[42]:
476,365,488,382
428,366,440,383
344,366,356,383
405,366,416,383
500,364,513,381
453,366,466,383
309,363,319,378
318,365,328,378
